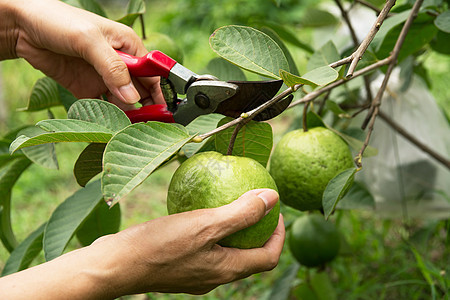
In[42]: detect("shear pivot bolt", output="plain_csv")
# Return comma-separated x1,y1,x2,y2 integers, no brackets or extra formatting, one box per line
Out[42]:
194,93,210,109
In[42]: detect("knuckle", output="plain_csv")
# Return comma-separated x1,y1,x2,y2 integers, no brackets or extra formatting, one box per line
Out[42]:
238,196,265,226
70,23,101,50
104,56,128,77
192,210,221,246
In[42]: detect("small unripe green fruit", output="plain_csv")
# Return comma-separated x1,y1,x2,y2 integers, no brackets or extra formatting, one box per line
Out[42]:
167,151,280,249
289,214,341,268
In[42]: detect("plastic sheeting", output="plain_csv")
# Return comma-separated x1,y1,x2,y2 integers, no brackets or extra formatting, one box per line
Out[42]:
354,69,450,219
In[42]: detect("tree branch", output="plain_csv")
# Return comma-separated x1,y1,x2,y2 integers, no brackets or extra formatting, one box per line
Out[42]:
197,56,391,141
289,57,391,108
346,0,396,77
378,110,450,170
356,0,424,166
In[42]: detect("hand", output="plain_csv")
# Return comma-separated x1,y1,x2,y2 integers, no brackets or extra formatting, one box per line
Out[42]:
0,189,285,299
95,189,285,296
6,0,165,108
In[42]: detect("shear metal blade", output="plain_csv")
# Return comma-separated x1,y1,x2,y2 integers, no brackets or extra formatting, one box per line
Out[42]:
214,80,292,121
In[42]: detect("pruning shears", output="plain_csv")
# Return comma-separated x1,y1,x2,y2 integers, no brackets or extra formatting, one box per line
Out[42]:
117,50,293,126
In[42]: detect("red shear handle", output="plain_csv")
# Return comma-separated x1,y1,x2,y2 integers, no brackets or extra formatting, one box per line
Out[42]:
125,104,175,123
116,50,177,78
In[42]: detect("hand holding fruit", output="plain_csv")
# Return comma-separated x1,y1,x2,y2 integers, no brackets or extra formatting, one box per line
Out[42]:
0,0,165,108
0,189,285,298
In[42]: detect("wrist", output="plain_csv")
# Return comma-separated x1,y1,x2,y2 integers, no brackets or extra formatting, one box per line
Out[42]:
0,0,21,60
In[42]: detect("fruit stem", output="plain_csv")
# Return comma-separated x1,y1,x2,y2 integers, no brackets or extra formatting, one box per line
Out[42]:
227,123,243,155
302,102,310,132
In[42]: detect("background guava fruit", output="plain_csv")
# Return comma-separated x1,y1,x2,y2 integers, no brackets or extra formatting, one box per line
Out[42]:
143,32,184,63
289,214,341,268
167,151,280,249
269,127,354,211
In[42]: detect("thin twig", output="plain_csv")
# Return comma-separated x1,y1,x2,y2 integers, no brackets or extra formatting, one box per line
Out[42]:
334,0,359,45
317,91,332,116
357,0,424,166
346,0,397,77
378,111,450,170
289,57,391,108
329,56,353,68
196,0,397,143
355,0,382,14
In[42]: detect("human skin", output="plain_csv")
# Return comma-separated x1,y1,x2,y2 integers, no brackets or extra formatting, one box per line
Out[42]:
0,0,165,110
0,1,285,297
0,189,285,298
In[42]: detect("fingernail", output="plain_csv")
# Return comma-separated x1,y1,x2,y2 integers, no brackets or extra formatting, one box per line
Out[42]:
257,189,278,215
118,83,140,104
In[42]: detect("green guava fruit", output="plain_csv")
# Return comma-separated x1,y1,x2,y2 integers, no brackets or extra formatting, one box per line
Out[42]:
167,151,280,249
143,32,184,63
269,127,353,211
289,214,341,268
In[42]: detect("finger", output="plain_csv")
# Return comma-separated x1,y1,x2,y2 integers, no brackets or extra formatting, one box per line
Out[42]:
208,189,279,243
225,214,285,279
81,40,140,105
106,91,137,111
137,77,166,105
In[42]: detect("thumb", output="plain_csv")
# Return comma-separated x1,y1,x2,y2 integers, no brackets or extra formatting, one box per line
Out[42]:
209,189,279,243
84,43,140,104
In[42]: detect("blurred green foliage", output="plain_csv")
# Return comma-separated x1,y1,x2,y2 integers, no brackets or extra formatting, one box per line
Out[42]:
0,0,449,299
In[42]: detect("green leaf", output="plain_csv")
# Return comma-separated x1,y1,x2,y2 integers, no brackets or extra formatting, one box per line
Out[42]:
260,26,299,75
18,77,61,112
17,127,58,170
280,66,338,88
67,99,131,132
323,168,357,220
331,129,378,157
252,21,314,53
299,8,339,27
307,41,341,71
206,58,247,81
76,201,121,246
209,25,289,79
0,157,32,252
434,10,450,33
371,10,412,51
116,0,146,26
326,100,350,118
294,283,319,300
74,143,106,187
44,180,103,261
1,223,45,276
215,117,273,167
182,114,223,157
78,0,107,17
430,30,450,54
266,263,300,300
376,15,438,62
10,120,114,154
337,181,375,210
280,70,318,88
310,271,337,300
102,122,193,206
411,247,437,298
57,84,77,111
